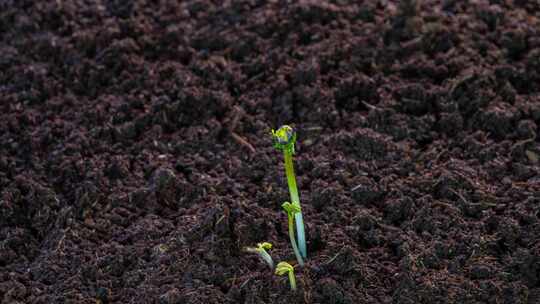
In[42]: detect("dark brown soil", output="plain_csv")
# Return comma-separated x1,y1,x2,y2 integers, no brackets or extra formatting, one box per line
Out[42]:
1,0,540,303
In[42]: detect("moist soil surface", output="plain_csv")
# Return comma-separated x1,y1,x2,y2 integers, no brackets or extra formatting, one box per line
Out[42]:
1,1,540,303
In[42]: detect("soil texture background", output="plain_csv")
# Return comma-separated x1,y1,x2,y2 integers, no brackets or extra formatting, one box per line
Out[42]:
1,0,540,303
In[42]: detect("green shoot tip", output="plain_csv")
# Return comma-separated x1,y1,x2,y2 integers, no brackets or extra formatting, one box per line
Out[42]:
275,261,294,275
258,242,272,250
271,125,296,153
275,261,296,290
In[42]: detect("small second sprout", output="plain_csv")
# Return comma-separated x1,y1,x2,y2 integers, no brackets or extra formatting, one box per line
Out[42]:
245,242,274,270
275,261,297,291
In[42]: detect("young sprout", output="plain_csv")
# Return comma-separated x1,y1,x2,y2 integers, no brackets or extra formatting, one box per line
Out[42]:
275,261,297,291
282,202,304,266
271,125,307,259
244,242,274,270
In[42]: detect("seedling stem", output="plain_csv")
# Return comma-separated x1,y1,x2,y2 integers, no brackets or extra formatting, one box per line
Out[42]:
272,125,307,259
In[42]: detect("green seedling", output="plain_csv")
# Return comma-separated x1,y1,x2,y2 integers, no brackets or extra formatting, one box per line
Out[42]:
271,125,307,259
245,242,274,270
275,261,297,291
282,202,304,266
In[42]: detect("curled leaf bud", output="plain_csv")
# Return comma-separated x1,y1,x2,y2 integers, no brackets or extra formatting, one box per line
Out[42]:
271,125,297,153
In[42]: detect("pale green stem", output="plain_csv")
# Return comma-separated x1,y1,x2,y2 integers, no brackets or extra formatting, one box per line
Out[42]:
283,150,307,259
288,270,297,291
259,250,274,270
288,214,304,266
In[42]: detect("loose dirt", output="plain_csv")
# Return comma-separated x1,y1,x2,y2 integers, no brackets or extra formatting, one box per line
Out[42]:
1,1,539,303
